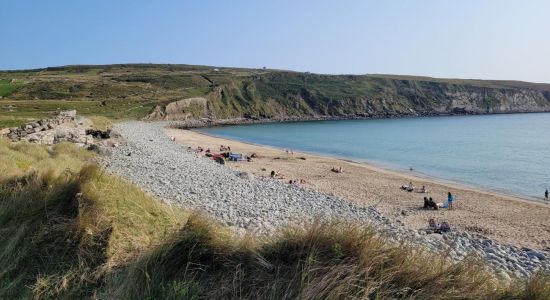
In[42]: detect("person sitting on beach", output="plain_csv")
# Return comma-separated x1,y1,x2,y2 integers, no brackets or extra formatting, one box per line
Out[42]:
447,192,454,209
428,218,438,230
428,197,438,210
420,185,426,193
331,166,343,173
439,221,451,233
270,170,275,177
402,181,414,192
428,218,450,233
423,197,437,210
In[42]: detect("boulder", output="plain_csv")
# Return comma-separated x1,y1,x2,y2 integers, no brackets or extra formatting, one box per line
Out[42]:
0,128,10,135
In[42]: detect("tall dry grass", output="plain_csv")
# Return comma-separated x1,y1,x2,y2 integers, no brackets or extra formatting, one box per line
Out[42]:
0,139,183,298
110,215,550,300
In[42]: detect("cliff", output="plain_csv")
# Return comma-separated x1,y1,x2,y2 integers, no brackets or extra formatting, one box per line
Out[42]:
1,64,549,125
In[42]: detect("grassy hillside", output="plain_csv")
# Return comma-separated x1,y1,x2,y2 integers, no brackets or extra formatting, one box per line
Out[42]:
1,138,549,299
1,64,550,128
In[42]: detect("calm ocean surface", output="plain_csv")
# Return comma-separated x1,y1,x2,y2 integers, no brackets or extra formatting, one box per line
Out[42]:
199,113,550,199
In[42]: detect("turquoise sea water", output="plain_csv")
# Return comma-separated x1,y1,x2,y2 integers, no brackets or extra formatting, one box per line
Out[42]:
199,113,550,200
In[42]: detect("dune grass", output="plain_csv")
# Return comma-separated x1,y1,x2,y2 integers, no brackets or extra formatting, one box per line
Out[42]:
0,139,549,299
0,139,184,298
106,215,550,300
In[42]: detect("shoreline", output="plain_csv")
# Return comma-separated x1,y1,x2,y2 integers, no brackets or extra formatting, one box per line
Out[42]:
192,129,548,206
166,110,550,129
166,126,550,251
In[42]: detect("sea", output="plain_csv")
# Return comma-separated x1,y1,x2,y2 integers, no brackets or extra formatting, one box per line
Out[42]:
199,113,550,200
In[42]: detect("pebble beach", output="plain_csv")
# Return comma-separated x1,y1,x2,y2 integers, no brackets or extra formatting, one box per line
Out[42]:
104,121,550,279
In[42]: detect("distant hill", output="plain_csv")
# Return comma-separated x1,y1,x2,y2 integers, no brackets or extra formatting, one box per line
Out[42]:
1,64,550,126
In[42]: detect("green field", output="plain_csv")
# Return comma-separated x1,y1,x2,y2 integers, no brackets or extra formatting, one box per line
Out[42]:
0,79,23,97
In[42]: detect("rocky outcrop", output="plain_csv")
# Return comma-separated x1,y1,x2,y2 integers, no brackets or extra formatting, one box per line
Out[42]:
1,110,94,146
145,97,209,120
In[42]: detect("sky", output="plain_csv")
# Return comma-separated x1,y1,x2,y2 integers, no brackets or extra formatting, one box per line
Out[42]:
1,0,549,83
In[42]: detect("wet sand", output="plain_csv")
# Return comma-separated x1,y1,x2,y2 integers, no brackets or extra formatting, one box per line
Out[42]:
166,128,550,250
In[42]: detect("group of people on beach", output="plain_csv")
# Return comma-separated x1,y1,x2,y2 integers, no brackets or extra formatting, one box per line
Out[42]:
401,182,426,193
402,181,455,210
423,192,454,210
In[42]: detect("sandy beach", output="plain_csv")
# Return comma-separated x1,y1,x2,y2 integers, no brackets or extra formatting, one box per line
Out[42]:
166,128,550,250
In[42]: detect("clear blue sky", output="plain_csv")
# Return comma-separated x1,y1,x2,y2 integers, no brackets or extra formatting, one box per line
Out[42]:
2,0,549,83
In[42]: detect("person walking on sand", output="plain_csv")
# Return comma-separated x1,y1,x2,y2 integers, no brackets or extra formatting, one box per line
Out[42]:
545,189,549,200
447,192,454,210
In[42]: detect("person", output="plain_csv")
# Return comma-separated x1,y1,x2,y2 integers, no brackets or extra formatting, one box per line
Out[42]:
423,197,429,209
270,170,275,177
400,182,413,191
428,197,438,210
428,218,438,230
439,221,451,232
420,185,426,193
447,192,454,210
545,189,549,200
407,182,414,192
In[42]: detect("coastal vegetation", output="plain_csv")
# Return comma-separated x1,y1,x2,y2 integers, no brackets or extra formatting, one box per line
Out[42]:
2,64,550,128
1,138,549,299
